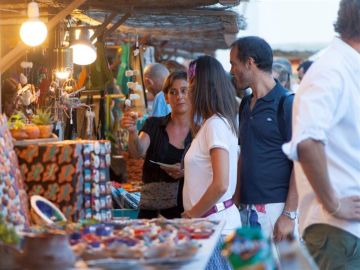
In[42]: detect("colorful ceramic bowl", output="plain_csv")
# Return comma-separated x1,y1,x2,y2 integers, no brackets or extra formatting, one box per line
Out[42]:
30,195,67,224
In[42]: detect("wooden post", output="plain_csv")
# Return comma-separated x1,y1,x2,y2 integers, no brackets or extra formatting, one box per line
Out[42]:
0,0,88,74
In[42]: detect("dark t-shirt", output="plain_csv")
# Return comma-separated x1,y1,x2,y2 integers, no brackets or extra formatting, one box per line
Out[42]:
239,81,294,204
140,114,192,184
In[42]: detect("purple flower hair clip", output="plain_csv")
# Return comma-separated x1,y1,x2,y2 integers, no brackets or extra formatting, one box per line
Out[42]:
188,62,197,81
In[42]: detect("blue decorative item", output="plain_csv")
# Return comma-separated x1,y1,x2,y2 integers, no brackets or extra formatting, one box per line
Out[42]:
30,195,66,224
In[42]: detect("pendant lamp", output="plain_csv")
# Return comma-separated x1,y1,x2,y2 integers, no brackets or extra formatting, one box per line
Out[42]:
20,1,48,47
70,28,97,65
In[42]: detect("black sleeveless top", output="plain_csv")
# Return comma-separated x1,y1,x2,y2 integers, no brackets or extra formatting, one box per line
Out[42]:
140,114,192,184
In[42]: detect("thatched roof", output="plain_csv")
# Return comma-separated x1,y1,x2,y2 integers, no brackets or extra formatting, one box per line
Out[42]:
0,0,240,10
74,8,245,53
0,0,246,57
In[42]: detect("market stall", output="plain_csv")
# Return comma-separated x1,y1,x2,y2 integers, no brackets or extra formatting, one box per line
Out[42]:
0,1,251,269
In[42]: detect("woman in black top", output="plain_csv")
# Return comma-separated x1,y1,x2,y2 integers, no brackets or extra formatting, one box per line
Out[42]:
121,71,191,218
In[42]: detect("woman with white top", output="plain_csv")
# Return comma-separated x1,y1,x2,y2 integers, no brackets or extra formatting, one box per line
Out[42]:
182,55,241,234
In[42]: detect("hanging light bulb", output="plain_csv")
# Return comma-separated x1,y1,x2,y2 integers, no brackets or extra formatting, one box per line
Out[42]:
20,1,48,47
54,47,72,80
70,28,97,65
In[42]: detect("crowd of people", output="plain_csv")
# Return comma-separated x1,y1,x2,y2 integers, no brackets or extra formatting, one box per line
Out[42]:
120,0,360,269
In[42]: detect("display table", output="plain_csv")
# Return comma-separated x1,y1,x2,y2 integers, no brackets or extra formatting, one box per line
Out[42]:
81,220,225,270
142,220,224,270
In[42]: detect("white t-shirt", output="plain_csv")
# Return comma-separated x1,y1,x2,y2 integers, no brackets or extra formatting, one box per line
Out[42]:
283,37,360,238
183,115,241,234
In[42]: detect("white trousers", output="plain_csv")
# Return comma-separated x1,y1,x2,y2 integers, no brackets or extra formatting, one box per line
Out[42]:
240,203,299,261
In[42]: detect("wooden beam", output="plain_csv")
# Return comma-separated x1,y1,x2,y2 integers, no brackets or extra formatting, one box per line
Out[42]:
0,0,88,74
90,12,117,41
103,12,131,38
0,17,49,26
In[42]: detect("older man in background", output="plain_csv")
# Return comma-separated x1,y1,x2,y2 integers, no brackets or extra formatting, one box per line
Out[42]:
143,63,170,117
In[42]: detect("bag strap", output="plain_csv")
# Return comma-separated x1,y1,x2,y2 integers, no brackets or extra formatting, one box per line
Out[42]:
277,91,294,141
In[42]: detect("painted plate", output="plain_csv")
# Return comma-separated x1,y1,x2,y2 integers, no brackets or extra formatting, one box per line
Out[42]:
30,195,67,224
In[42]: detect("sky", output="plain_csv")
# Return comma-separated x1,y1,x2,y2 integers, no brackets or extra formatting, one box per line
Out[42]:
217,0,341,71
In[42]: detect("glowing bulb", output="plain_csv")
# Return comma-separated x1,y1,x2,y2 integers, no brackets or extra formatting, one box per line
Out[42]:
55,69,71,80
19,2,47,47
72,44,97,65
20,19,47,46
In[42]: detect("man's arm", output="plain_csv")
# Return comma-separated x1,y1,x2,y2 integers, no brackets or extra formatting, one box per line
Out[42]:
273,169,298,241
284,169,298,212
298,139,360,220
274,93,298,241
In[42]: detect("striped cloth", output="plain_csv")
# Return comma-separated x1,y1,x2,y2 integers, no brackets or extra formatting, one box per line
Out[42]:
111,187,140,209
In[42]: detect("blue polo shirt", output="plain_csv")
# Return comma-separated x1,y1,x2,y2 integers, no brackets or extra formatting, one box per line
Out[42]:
152,91,171,117
239,81,294,204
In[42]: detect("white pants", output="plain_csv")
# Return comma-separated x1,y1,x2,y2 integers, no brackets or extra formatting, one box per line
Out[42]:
240,203,299,260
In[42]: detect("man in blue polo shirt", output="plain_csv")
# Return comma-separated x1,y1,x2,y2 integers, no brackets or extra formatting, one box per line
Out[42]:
230,36,298,248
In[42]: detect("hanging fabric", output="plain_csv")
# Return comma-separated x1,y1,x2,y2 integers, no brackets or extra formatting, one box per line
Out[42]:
77,66,87,90
97,91,106,139
79,94,97,139
116,43,131,95
89,40,113,90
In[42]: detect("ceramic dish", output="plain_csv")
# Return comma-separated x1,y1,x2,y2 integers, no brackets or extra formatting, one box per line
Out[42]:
30,195,66,224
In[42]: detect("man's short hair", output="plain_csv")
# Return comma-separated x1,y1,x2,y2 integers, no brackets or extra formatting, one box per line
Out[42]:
231,36,273,73
144,63,169,80
334,0,360,41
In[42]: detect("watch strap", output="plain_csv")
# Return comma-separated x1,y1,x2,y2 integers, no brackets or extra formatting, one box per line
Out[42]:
282,210,297,220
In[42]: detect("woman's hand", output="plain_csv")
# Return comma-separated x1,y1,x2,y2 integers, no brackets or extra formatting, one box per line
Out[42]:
160,163,184,179
120,112,138,133
181,210,194,219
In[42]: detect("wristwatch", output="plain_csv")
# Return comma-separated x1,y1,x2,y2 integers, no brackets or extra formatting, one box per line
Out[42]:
282,210,297,220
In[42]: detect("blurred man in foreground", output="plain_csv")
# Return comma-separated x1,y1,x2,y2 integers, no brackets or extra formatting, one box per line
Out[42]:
283,0,360,268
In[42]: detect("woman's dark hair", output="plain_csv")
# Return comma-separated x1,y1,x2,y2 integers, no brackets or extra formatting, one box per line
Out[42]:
334,0,360,41
231,36,273,73
163,71,188,94
188,55,238,136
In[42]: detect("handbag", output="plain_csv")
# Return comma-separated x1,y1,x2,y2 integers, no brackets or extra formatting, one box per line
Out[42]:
139,181,179,210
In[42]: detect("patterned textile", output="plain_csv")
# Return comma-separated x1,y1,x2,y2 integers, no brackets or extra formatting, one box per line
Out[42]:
15,141,84,221
0,114,29,231
15,140,112,222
